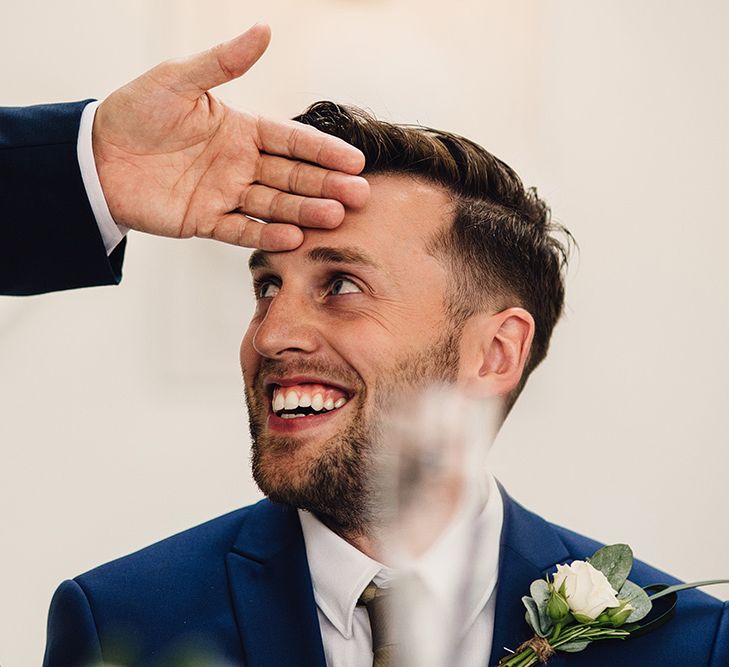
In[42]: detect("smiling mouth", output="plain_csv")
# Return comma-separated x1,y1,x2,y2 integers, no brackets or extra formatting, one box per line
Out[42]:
267,382,351,422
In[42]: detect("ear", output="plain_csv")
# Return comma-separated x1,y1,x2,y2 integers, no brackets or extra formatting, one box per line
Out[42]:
457,307,535,399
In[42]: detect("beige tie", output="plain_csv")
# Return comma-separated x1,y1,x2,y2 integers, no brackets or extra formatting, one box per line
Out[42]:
358,582,397,667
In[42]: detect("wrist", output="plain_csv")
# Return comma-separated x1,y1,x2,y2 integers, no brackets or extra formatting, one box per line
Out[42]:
91,102,120,223
81,100,129,252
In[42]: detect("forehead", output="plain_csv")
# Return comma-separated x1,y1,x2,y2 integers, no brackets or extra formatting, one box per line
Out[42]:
251,174,454,272
314,173,452,254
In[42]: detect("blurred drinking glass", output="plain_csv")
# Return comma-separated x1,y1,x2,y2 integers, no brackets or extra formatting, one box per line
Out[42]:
369,383,501,667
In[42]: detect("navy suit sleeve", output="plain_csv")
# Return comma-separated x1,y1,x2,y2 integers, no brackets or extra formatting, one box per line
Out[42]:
710,600,729,666
43,579,103,667
0,101,126,296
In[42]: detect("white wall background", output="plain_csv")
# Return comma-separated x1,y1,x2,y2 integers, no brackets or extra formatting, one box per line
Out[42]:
1,1,728,664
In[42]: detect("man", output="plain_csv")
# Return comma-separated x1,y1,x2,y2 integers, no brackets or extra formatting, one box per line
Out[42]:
40,97,728,666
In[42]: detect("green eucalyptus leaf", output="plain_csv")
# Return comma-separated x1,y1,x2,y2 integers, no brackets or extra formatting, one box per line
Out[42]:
522,596,549,637
558,639,591,652
529,579,554,635
589,544,633,592
530,579,550,608
618,579,652,623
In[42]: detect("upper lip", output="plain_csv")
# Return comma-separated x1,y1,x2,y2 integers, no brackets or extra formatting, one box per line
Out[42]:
263,375,354,398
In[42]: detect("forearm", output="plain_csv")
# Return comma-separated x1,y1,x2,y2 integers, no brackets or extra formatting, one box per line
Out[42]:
0,101,125,296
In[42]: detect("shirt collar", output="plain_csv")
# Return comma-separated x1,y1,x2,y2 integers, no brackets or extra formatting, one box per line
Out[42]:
299,472,504,639
298,508,384,639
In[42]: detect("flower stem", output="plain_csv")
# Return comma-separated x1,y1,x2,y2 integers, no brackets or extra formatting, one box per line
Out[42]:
498,623,632,666
513,650,538,667
499,648,536,666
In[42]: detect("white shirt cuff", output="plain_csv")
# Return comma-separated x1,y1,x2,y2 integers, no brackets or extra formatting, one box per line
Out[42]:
77,100,129,255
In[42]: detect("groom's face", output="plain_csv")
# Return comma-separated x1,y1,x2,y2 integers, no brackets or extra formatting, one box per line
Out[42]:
240,174,463,532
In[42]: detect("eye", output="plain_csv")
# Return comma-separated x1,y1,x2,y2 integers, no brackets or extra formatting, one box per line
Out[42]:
255,280,280,299
328,277,362,296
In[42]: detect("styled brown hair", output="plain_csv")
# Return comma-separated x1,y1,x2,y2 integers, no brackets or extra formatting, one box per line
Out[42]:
293,102,573,409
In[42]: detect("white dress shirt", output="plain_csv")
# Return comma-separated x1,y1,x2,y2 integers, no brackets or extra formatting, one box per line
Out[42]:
299,472,504,667
76,100,128,255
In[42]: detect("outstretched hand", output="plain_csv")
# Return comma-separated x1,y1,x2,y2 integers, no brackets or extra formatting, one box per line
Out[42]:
92,24,368,251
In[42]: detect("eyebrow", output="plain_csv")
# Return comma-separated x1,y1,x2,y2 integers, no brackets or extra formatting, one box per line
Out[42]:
248,246,381,272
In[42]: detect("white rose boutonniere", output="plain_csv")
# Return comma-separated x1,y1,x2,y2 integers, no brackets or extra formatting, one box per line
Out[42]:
497,544,729,666
552,561,620,621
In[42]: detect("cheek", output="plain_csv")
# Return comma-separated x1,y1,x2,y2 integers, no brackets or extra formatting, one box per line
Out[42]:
332,301,444,372
331,323,403,394
240,325,258,382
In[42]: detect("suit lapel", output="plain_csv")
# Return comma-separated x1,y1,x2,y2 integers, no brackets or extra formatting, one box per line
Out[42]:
488,483,571,667
225,500,327,667
224,489,576,667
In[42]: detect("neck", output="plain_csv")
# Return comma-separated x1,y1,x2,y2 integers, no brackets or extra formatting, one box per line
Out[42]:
312,511,389,563
314,475,465,565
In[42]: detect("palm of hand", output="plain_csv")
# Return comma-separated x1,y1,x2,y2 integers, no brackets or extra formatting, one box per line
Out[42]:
91,26,368,251
95,83,268,245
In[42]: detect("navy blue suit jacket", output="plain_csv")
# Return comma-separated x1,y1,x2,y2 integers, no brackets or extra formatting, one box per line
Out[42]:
44,487,729,666
0,101,126,296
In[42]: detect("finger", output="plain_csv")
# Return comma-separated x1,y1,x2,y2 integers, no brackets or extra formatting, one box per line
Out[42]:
257,155,370,208
206,214,304,251
161,23,272,99
240,185,345,228
257,116,366,175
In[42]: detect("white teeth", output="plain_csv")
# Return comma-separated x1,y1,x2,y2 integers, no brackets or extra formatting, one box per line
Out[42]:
284,391,299,410
272,386,349,415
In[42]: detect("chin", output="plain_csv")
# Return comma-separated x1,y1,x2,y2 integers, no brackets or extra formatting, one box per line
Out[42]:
251,437,323,492
250,419,375,535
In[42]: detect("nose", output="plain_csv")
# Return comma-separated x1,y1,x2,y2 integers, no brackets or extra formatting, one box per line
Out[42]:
252,290,321,359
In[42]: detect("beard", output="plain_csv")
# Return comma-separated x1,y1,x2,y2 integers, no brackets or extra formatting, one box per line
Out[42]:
244,329,461,538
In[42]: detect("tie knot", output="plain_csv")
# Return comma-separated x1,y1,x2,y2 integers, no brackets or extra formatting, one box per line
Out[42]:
358,581,390,606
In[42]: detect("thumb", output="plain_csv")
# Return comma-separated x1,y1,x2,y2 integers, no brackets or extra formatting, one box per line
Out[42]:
163,23,271,99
